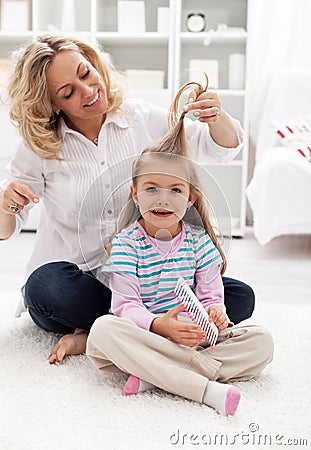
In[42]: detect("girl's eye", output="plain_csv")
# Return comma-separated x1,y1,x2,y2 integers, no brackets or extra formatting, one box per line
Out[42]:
171,187,181,193
146,187,158,193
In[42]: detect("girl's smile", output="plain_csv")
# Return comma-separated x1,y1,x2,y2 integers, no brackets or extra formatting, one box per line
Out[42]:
151,209,174,217
130,159,197,239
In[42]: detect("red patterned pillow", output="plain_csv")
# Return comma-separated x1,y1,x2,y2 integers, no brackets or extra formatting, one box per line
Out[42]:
274,118,311,161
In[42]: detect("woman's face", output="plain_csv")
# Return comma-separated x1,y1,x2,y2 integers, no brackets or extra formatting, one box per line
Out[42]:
46,50,108,128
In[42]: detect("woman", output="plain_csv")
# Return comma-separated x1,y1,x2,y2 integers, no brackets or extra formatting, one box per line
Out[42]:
0,34,254,363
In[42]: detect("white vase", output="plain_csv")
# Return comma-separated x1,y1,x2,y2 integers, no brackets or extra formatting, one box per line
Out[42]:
60,0,76,32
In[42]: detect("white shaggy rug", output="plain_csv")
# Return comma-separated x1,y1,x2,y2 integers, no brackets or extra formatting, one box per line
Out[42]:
0,294,310,450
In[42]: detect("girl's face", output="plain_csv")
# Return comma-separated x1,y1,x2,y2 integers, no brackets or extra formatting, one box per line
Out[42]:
131,159,197,239
46,50,108,130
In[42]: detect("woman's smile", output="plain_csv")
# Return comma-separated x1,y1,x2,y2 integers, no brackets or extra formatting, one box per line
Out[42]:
46,50,109,137
83,90,100,107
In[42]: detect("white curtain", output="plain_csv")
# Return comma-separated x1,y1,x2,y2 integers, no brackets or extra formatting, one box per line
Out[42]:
247,0,311,142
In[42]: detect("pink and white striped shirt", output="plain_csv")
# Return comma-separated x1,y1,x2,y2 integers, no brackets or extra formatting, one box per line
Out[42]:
104,220,225,330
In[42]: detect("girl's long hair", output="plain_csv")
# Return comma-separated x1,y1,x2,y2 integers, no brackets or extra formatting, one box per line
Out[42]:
109,74,227,274
7,34,125,160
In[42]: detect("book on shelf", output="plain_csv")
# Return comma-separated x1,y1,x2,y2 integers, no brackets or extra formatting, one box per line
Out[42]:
0,0,30,32
0,58,12,90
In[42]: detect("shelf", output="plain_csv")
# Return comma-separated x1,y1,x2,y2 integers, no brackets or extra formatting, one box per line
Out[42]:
231,217,241,230
211,216,242,237
217,89,245,96
0,0,249,236
0,31,33,41
34,30,94,39
203,160,243,168
96,32,169,45
180,31,247,45
228,160,243,167
127,88,172,108
0,31,94,42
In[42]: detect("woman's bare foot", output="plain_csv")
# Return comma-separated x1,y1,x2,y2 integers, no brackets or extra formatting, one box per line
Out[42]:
48,329,88,364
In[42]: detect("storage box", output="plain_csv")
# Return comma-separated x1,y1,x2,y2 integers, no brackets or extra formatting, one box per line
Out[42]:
0,58,11,89
188,59,219,89
125,69,165,90
0,0,30,32
157,7,169,34
60,0,76,32
117,1,146,34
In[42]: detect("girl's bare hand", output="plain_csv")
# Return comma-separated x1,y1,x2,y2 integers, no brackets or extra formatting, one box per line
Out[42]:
150,304,206,347
208,305,229,332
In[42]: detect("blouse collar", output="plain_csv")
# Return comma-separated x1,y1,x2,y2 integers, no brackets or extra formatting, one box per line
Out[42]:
59,108,129,138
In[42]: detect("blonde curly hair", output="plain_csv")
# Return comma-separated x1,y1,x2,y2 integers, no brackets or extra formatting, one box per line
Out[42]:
7,34,125,160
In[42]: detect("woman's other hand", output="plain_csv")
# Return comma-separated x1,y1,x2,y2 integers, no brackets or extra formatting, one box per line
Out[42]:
183,89,239,148
183,89,222,123
1,181,39,215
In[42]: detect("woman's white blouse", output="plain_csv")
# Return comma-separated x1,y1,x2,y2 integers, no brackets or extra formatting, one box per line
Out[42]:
1,98,244,279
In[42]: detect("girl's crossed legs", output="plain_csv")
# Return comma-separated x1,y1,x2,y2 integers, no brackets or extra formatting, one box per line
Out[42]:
86,315,274,414
24,261,255,363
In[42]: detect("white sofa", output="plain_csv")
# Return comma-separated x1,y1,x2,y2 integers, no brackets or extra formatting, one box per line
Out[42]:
246,67,311,245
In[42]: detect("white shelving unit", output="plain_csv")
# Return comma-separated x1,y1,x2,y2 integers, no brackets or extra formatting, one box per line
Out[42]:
174,0,249,236
0,0,249,235
94,0,174,109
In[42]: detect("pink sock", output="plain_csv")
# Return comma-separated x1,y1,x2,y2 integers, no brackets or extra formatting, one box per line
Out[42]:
225,386,241,416
123,375,155,396
203,381,241,416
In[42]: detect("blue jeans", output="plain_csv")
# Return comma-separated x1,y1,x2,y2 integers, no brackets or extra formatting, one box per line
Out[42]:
25,261,255,334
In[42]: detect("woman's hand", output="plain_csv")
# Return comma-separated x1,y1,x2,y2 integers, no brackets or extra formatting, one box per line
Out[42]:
150,304,206,347
0,181,39,215
208,305,229,332
183,89,222,123
183,89,239,148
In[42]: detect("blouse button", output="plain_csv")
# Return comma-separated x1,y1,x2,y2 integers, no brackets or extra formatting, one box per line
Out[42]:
100,161,105,165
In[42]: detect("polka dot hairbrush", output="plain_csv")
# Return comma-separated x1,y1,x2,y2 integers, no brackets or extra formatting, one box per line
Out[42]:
174,277,219,347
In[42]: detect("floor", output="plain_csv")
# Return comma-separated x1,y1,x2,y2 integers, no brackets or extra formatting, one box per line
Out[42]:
1,228,310,318
0,229,310,450
225,230,311,306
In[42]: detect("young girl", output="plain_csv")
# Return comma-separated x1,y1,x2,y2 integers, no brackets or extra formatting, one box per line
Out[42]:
86,80,274,416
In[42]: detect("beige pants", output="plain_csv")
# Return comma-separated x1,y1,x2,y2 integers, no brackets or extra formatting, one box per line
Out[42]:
86,315,274,404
